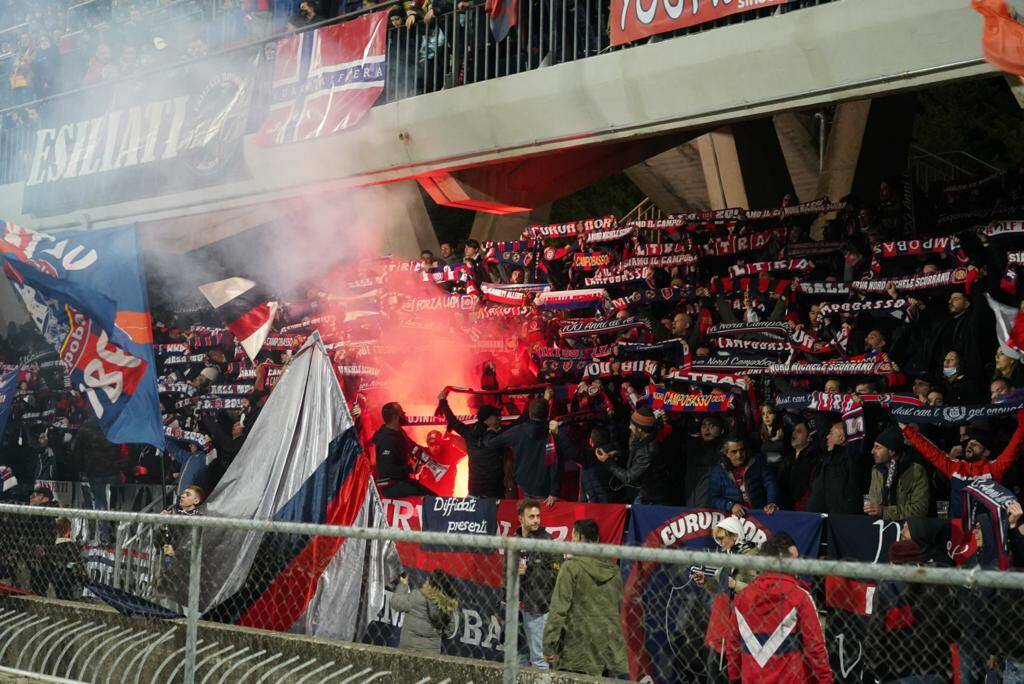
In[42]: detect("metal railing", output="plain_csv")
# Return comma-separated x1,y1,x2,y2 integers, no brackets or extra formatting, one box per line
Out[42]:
909,144,1003,191
0,0,844,189
2,502,1024,683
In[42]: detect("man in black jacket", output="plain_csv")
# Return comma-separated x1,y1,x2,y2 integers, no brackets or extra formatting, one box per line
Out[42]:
370,402,434,498
437,390,504,498
595,406,666,504
483,396,559,504
549,423,623,503
807,421,870,515
514,499,560,670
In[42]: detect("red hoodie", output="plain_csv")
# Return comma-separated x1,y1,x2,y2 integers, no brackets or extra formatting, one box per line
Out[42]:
727,573,832,684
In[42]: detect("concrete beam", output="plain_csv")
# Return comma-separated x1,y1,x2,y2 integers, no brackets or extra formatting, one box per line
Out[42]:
0,0,988,232
418,133,687,213
470,204,553,243
625,140,711,213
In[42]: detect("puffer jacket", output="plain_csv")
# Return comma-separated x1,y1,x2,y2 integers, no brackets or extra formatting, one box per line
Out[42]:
391,582,458,654
541,555,628,677
708,455,779,512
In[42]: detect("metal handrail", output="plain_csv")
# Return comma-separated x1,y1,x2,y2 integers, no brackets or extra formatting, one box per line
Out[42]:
1,502,1021,591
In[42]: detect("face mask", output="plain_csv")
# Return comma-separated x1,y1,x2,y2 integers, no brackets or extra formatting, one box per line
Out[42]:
942,367,958,378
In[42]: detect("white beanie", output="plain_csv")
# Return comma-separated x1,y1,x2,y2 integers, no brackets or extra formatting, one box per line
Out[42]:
715,515,746,540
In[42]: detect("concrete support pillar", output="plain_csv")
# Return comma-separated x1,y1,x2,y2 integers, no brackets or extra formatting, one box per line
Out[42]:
774,113,821,202
365,181,440,258
470,204,553,243
811,95,916,236
697,129,749,210
625,140,711,214
694,121,794,210
815,100,873,210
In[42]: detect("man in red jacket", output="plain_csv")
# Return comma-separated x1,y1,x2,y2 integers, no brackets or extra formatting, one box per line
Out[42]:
727,535,832,684
900,408,1024,518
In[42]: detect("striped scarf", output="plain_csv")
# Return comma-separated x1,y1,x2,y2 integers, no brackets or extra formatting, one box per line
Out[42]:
646,384,733,413
728,259,813,277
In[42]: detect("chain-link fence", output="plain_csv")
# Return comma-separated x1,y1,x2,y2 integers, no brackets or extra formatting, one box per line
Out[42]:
0,501,1022,683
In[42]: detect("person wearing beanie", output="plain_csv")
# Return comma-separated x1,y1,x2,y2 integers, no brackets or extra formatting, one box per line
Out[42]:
902,409,1024,518
437,389,505,498
594,406,667,504
865,426,930,521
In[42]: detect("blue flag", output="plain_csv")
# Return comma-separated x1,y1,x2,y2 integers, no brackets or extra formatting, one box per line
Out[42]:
0,221,163,448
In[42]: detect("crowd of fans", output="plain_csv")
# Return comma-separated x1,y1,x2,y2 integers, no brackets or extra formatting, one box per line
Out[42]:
5,162,1024,679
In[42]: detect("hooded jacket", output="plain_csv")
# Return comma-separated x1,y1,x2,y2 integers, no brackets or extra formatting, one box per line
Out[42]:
483,419,558,498
541,555,628,677
902,409,1024,518
867,456,930,521
726,573,832,684
391,581,458,653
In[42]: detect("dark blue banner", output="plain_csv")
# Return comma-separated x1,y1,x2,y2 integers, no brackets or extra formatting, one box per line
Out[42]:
421,497,498,554
623,506,824,683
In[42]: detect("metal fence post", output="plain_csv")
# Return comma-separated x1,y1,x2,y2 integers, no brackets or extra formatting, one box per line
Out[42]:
502,537,520,684
183,526,203,684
